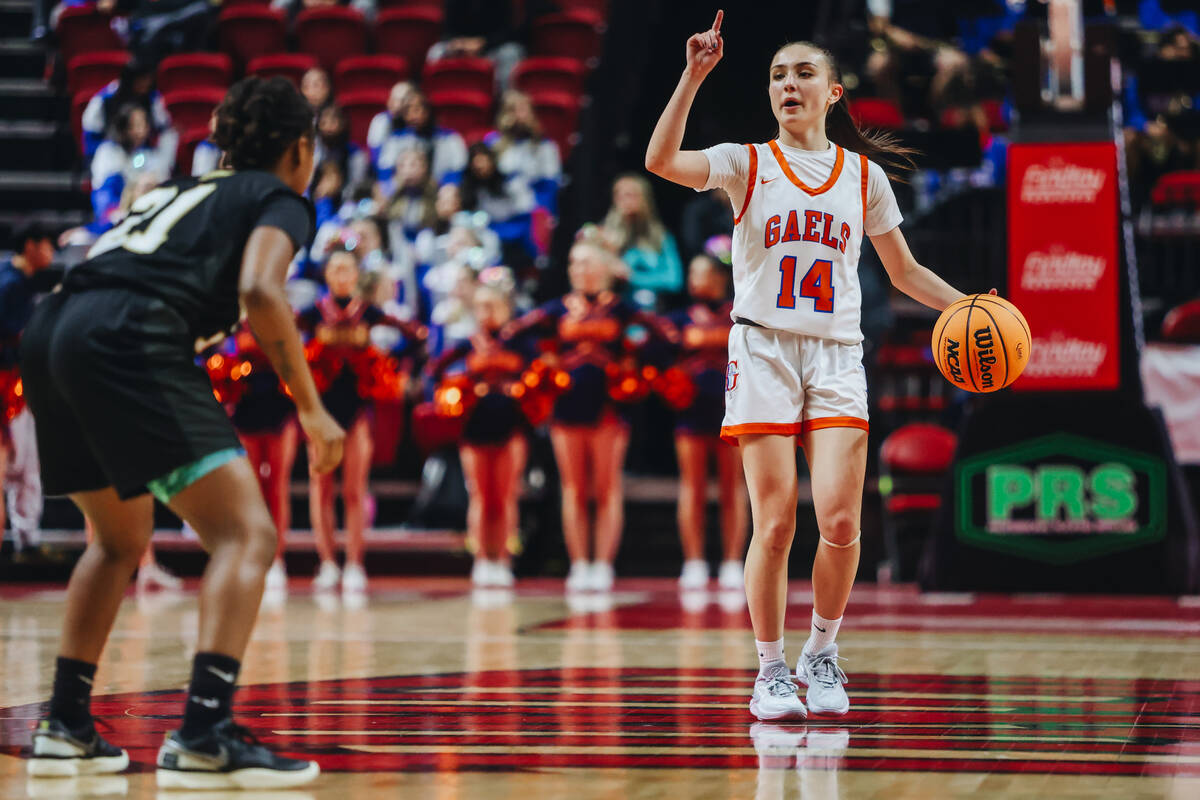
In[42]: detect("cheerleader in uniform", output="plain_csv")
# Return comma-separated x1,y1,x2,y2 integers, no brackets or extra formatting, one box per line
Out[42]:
298,245,427,595
427,268,536,588
662,246,749,592
503,236,677,592
218,329,300,593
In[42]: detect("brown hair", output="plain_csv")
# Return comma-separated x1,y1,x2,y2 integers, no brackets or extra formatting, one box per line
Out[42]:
773,41,916,178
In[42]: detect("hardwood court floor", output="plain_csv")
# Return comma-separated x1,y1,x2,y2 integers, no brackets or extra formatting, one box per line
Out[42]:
1,578,1198,799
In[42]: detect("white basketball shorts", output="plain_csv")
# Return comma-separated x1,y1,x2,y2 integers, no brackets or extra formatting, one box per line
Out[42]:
720,323,869,445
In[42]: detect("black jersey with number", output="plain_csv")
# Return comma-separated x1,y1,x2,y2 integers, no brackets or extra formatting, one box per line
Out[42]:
64,170,313,342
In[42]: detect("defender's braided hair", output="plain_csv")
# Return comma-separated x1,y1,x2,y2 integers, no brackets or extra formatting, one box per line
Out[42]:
212,76,314,172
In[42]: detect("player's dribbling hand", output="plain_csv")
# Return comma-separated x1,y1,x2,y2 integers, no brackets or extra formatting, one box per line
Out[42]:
685,10,724,79
301,407,346,474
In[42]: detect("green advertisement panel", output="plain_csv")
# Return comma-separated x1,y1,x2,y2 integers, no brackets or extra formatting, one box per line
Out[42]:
955,433,1167,565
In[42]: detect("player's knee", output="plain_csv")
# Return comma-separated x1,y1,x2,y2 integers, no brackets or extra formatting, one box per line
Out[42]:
754,516,795,557
95,533,148,564
820,509,858,546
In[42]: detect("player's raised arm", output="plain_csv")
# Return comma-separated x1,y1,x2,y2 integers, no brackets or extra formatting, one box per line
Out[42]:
644,9,724,188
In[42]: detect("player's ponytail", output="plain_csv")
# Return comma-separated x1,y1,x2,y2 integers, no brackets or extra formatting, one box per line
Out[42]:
212,76,315,172
776,41,917,180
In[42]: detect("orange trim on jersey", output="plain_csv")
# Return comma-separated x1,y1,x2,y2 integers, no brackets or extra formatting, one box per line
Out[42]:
801,416,870,434
767,140,844,196
720,422,803,446
734,143,757,226
859,153,869,228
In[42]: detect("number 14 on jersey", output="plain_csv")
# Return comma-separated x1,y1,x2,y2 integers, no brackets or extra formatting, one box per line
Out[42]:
776,256,834,313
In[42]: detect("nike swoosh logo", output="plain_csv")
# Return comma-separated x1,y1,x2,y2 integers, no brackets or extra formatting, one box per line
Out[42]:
78,675,94,686
814,625,827,632
760,177,776,184
191,695,220,709
206,666,237,684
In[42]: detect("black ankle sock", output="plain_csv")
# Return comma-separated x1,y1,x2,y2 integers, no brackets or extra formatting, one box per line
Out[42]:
48,656,97,732
180,652,241,739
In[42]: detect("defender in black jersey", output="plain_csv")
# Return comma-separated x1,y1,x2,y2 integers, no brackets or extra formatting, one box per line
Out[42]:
21,78,342,790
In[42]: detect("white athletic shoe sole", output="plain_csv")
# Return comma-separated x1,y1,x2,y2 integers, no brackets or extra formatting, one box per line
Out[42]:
749,696,808,722
27,751,129,777
155,760,319,790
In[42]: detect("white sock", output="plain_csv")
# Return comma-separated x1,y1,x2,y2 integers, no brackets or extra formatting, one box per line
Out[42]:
755,638,788,679
803,611,841,656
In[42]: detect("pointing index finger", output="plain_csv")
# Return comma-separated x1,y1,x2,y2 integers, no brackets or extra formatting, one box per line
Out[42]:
712,9,723,33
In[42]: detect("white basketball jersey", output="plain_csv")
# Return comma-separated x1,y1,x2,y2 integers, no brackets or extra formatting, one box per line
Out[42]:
730,141,868,345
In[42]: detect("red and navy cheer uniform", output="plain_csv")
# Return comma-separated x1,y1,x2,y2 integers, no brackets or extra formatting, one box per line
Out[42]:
663,300,734,436
225,331,294,435
428,330,540,445
297,295,425,429
503,290,678,426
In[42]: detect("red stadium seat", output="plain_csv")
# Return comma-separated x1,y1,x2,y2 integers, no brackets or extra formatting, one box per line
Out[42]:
163,88,226,133
176,127,211,177
981,98,1008,132
1162,300,1200,343
377,0,443,7
422,57,494,96
511,57,586,97
557,0,608,14
295,7,369,74
375,8,444,72
428,89,492,134
337,89,388,147
335,55,409,94
71,90,91,155
1150,170,1200,208
529,90,580,156
847,98,905,130
157,53,232,95
246,53,318,86
55,6,123,67
881,424,957,474
879,423,957,580
531,10,604,63
217,7,287,70
67,50,128,99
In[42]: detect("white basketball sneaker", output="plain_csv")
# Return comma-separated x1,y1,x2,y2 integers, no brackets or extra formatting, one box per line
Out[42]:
678,559,709,590
488,561,515,588
589,562,614,592
312,560,340,591
264,559,287,593
717,560,744,590
797,644,850,715
341,563,367,595
565,561,591,593
749,671,808,721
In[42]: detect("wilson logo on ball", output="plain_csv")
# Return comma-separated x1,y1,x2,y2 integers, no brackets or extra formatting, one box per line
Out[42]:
974,326,996,390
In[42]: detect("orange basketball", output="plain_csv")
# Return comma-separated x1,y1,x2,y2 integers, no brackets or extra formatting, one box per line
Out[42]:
932,294,1031,393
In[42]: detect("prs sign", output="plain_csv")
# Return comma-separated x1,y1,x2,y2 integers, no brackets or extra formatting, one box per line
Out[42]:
955,433,1166,564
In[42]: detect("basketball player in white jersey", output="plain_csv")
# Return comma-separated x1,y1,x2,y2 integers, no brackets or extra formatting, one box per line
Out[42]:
646,11,976,719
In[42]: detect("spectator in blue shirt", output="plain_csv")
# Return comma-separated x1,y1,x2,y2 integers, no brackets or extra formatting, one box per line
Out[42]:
80,59,176,162
602,173,683,309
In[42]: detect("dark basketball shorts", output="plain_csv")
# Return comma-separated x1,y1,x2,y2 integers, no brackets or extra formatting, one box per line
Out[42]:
20,288,243,501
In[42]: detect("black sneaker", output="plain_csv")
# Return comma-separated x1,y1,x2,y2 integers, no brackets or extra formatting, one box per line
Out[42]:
27,718,129,777
155,718,320,790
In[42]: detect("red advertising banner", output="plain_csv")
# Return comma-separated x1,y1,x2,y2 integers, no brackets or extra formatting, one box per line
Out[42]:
1007,142,1120,391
